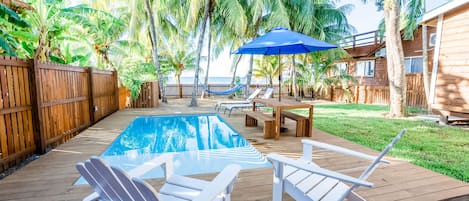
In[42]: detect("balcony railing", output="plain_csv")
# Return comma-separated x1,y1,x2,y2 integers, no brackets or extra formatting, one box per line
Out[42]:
338,30,385,48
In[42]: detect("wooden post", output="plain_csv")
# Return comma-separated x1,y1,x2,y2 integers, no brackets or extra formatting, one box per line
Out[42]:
87,68,95,124
113,70,119,112
151,81,159,107
31,59,46,154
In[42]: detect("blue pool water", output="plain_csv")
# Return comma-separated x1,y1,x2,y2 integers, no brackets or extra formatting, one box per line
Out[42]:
76,114,270,184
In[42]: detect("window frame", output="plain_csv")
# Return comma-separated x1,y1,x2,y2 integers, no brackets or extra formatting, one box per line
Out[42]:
355,60,375,77
334,62,348,75
404,56,423,74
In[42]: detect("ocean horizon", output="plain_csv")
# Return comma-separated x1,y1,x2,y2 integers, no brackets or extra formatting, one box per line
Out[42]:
166,76,275,85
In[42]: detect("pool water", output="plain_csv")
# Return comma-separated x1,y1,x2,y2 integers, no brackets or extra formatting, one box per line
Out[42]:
76,114,270,184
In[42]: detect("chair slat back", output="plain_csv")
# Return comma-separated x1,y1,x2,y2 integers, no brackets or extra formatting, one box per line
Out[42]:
89,157,134,201
132,177,160,201
83,160,124,200
247,88,263,101
262,88,274,99
76,163,113,201
358,129,406,181
110,166,147,201
338,129,406,201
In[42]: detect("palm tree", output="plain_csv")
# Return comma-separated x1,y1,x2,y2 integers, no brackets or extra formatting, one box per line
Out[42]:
361,0,424,117
186,0,247,106
160,50,197,98
145,0,167,103
253,56,281,87
60,5,126,68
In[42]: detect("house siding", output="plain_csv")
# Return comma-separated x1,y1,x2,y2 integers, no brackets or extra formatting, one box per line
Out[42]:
334,26,435,108
433,3,469,116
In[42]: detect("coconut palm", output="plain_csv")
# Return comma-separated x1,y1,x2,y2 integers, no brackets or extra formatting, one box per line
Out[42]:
253,55,281,87
186,0,247,107
361,0,424,117
144,0,167,103
160,50,197,98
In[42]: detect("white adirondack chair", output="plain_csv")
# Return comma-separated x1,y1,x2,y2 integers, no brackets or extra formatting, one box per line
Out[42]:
267,129,406,201
76,154,241,201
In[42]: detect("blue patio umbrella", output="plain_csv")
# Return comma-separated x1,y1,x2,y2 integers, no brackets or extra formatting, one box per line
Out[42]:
234,27,337,101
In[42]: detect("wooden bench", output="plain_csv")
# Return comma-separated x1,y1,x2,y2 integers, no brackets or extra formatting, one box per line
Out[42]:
245,111,276,139
280,110,310,137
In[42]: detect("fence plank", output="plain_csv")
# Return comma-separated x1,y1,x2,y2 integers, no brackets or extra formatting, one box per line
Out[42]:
329,74,427,108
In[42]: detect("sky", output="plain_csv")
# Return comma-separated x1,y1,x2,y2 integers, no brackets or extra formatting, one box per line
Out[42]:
192,0,450,78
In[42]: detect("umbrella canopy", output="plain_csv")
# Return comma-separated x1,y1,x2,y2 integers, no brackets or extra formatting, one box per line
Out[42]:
234,27,337,101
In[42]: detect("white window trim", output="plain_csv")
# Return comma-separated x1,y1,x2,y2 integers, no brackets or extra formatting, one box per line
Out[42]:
335,62,348,75
404,56,423,74
355,60,375,77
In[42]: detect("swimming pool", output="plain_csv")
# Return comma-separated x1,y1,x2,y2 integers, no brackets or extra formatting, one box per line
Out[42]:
76,114,270,184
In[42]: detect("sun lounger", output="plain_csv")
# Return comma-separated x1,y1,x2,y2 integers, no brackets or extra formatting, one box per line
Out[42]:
223,88,274,117
214,88,262,111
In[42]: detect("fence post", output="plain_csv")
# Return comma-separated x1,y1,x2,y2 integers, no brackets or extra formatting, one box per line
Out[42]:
113,70,119,112
87,68,95,124
31,59,46,154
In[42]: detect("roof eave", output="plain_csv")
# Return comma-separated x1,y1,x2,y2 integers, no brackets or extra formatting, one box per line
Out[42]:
420,0,469,24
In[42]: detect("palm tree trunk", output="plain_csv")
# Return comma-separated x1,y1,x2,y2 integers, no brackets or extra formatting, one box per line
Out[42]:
190,0,211,107
292,55,298,101
145,0,167,103
228,55,242,99
201,16,212,99
245,55,254,97
177,74,182,98
385,0,406,117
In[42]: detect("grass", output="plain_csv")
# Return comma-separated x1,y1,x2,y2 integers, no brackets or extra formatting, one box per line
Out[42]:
290,103,469,182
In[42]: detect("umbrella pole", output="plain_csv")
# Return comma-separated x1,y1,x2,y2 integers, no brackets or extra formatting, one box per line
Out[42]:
278,54,281,101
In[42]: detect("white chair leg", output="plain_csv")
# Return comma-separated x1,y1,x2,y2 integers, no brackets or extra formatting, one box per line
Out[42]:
272,162,284,201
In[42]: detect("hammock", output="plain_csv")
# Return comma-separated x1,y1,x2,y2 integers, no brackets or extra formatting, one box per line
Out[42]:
200,83,246,95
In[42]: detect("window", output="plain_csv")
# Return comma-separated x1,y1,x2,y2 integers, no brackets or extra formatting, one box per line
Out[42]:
355,60,375,77
405,57,423,74
335,62,348,75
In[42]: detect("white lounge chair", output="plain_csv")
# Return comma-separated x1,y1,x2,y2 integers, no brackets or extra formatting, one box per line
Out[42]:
223,88,274,117
267,129,406,201
214,88,262,111
76,154,241,201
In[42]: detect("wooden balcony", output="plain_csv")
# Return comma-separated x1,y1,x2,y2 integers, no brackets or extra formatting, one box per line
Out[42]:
339,30,385,58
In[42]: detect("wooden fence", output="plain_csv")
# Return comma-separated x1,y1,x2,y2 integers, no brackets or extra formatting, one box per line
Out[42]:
326,74,427,108
131,82,159,108
0,56,118,172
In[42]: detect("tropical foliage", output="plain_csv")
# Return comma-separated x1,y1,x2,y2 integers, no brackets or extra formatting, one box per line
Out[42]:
1,0,359,103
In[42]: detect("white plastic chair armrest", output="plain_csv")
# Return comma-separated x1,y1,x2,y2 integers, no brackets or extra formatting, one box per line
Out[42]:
301,139,389,164
192,164,241,201
127,154,174,179
267,153,373,188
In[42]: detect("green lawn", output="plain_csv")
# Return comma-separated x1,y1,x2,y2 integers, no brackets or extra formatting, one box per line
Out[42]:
291,104,469,182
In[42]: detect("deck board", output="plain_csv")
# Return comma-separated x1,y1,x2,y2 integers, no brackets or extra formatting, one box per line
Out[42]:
0,99,468,201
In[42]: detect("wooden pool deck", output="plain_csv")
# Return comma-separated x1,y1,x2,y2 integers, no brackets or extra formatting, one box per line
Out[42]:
0,98,468,201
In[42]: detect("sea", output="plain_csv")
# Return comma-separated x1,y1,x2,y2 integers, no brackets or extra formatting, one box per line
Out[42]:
166,76,273,85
